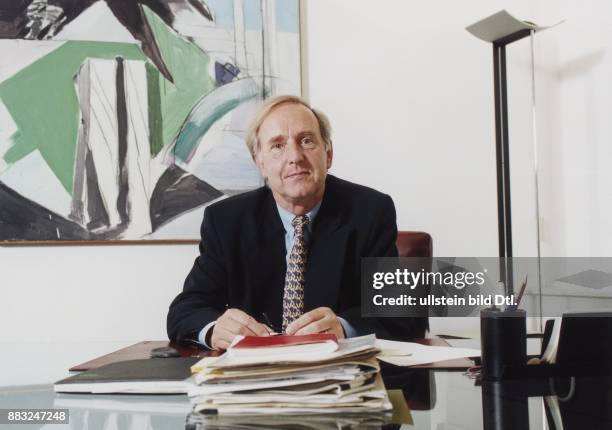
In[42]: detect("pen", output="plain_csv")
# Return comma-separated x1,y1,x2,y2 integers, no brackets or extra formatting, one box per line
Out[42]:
515,275,528,308
261,312,281,334
507,275,528,310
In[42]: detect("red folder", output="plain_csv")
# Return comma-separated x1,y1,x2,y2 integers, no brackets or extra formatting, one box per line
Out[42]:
233,333,338,349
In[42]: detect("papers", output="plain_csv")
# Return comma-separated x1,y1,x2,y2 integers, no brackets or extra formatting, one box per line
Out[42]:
192,373,392,416
201,334,379,369
375,339,480,367
188,334,391,416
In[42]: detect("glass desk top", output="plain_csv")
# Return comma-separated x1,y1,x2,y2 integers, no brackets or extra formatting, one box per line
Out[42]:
1,341,611,429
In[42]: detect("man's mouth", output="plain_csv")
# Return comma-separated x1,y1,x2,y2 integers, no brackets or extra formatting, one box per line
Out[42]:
285,171,309,180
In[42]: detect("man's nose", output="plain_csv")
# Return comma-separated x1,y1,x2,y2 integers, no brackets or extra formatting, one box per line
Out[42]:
285,139,305,163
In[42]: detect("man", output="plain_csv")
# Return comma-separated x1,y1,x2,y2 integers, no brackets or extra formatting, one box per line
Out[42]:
167,95,424,350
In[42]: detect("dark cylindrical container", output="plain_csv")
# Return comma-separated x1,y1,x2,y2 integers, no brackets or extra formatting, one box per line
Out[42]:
481,380,530,430
480,307,526,380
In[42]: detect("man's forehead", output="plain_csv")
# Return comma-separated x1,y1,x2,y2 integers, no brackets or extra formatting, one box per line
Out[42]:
259,103,319,133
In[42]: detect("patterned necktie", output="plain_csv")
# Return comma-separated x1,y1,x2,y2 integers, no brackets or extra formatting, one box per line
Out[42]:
282,215,310,332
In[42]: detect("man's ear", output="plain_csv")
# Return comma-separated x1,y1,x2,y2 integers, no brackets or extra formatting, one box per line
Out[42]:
255,151,265,173
326,144,333,169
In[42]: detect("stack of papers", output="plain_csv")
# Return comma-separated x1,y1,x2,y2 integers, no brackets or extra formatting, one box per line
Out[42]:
188,334,393,416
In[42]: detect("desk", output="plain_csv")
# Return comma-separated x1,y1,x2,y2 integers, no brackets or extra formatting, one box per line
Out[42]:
1,342,611,429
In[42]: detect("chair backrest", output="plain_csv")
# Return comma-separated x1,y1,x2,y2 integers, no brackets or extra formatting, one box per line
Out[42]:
396,231,433,257
394,231,433,338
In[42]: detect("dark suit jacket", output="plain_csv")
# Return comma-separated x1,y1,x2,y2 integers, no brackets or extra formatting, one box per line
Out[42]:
167,174,422,345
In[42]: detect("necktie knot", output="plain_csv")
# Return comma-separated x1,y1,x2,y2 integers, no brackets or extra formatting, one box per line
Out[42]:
292,215,309,233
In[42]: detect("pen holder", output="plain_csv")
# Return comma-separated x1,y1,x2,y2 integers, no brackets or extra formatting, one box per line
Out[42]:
480,307,526,380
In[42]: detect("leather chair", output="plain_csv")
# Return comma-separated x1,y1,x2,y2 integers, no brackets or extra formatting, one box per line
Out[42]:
396,231,433,258
394,231,432,338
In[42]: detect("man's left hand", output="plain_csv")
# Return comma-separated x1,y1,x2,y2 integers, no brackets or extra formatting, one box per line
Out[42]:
285,307,346,339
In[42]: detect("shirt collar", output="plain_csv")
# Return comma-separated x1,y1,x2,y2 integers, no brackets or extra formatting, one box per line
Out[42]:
275,201,322,234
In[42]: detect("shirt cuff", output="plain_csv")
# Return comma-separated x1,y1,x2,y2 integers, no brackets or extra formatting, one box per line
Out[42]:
337,317,358,338
198,321,217,349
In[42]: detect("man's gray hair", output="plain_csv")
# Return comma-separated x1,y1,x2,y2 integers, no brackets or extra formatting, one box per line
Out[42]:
245,95,332,160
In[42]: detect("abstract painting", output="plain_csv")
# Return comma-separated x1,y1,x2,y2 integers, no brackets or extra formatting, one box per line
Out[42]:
0,0,301,242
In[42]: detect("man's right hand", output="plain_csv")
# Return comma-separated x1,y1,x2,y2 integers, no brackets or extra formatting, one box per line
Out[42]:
210,308,271,350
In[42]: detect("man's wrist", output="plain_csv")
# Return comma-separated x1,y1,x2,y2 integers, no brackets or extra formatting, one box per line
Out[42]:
337,316,357,338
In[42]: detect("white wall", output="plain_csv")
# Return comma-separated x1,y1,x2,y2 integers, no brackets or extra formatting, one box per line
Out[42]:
1,0,611,344
535,0,612,257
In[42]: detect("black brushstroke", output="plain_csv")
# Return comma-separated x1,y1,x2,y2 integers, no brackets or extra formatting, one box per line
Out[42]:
84,148,110,230
115,56,130,224
0,180,90,240
105,0,174,82
0,0,214,82
0,0,34,38
149,164,222,231
186,0,212,21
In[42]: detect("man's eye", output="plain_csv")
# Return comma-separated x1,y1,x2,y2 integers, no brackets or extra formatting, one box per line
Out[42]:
301,137,314,146
271,143,284,151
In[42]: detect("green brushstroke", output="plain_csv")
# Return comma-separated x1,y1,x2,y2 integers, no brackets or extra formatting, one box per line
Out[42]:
0,41,145,192
143,6,216,155
173,79,261,162
0,8,216,193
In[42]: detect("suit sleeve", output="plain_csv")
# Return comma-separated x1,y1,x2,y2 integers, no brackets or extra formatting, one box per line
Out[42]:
338,194,427,341
167,207,227,346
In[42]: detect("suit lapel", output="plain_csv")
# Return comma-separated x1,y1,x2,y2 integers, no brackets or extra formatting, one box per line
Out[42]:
304,176,350,311
245,191,286,326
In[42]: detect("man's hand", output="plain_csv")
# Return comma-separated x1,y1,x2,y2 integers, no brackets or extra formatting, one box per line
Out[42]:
285,307,346,339
211,308,270,350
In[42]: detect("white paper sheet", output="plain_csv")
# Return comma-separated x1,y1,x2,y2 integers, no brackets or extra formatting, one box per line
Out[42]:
375,339,480,367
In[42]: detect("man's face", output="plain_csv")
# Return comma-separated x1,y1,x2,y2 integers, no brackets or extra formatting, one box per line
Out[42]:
255,103,333,213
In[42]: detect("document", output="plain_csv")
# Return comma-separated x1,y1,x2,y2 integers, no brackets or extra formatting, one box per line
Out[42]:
375,339,480,367
203,334,378,368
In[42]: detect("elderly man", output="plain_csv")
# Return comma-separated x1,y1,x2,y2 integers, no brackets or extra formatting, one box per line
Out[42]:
167,95,422,350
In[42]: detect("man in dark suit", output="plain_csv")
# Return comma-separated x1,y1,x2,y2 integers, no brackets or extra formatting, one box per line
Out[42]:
167,96,422,350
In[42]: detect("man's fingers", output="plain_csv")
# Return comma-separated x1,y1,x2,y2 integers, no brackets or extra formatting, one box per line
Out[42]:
213,308,272,350
287,313,317,335
225,308,252,322
286,308,329,335
294,313,335,336
211,326,236,350
216,340,230,350
294,320,326,336
244,319,270,337
226,309,269,337
224,318,259,337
